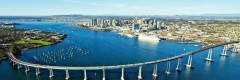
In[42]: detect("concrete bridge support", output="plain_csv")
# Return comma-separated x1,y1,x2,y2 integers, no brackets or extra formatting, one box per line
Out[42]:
220,45,228,56
121,68,124,80
185,55,194,68
65,69,70,80
232,44,238,53
84,70,87,80
205,49,214,62
12,62,16,66
25,66,30,73
152,64,158,77
176,58,182,72
165,61,171,75
49,69,54,78
102,69,105,80
17,64,22,69
138,66,142,79
36,68,40,75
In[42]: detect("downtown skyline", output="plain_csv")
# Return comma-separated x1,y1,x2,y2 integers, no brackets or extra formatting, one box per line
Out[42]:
1,0,240,16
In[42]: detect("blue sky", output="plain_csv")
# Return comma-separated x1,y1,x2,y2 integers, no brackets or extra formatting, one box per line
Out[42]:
0,0,240,15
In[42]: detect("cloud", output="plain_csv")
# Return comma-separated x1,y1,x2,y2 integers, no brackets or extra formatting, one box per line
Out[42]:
90,2,125,7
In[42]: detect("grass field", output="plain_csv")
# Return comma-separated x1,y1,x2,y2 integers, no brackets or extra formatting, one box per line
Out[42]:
14,39,52,45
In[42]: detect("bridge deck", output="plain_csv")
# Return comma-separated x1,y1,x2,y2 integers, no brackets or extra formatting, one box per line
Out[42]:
6,41,239,70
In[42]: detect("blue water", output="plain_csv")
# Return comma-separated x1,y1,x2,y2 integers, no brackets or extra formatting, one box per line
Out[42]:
1,21,240,80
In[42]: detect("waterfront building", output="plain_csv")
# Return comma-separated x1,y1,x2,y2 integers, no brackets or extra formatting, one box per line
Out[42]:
143,19,150,24
91,18,98,26
117,21,124,27
153,22,158,30
97,19,104,25
161,22,165,26
157,21,161,29
132,23,140,32
100,23,108,28
104,19,111,26
112,20,116,27
137,19,142,24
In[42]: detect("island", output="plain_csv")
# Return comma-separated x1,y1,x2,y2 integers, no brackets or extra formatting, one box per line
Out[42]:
0,26,67,60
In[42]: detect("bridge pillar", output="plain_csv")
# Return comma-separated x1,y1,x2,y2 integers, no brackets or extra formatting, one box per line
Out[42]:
103,69,105,80
65,69,70,80
165,61,171,75
84,70,87,80
49,69,54,78
232,44,238,53
17,64,22,69
220,45,228,56
138,66,142,79
176,58,182,72
121,68,124,80
12,62,16,66
25,66,30,73
205,49,214,62
36,68,40,75
185,55,194,68
152,64,158,77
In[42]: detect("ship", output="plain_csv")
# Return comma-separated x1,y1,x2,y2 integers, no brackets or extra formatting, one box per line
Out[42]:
125,34,134,37
138,33,160,41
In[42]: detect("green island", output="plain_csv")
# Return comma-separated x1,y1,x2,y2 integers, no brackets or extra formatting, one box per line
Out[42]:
0,27,67,59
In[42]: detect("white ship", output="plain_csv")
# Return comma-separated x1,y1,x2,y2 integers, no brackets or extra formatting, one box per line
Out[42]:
138,33,160,41
125,34,134,37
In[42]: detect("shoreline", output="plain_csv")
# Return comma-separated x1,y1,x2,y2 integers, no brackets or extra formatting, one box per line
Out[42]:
74,24,210,45
0,27,68,59
0,36,67,60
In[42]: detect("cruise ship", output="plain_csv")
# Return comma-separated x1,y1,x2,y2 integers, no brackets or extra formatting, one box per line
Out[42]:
125,34,134,37
138,33,160,41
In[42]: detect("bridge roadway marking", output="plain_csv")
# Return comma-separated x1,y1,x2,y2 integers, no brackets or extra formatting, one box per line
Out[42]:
5,41,239,70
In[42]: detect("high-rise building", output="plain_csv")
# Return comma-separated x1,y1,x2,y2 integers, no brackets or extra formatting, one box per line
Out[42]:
153,22,158,30
112,20,116,27
91,18,98,26
97,19,103,26
157,21,161,29
132,23,140,31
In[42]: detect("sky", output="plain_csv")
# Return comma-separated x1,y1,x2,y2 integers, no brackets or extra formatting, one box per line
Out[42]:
0,0,240,16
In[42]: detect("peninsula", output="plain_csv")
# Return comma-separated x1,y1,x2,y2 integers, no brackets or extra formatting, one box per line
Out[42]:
0,26,67,59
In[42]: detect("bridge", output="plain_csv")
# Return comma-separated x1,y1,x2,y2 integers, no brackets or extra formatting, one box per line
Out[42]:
2,41,239,80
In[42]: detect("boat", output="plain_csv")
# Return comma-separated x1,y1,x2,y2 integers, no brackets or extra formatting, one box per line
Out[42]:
138,33,159,41
118,33,123,35
125,34,134,37
194,45,199,47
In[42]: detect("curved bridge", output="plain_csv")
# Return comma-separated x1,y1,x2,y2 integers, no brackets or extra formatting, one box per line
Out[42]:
5,41,239,70
3,41,239,80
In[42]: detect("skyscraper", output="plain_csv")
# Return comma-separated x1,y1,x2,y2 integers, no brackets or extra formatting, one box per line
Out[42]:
91,18,98,26
132,23,140,31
